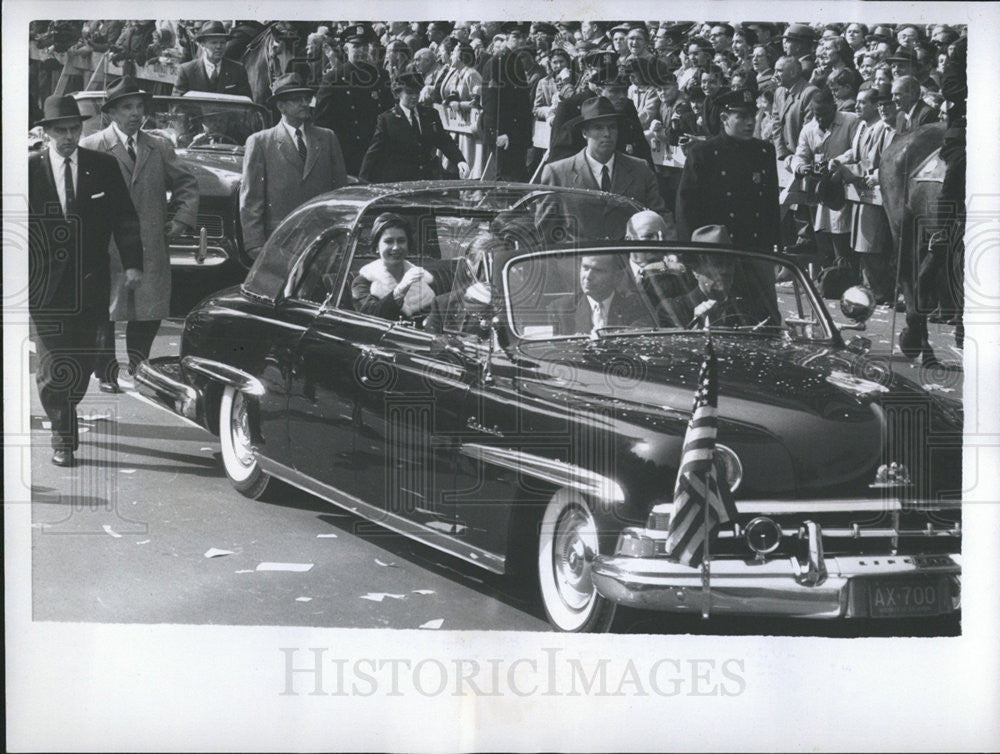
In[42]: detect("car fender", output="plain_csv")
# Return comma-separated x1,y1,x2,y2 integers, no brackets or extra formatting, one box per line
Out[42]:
181,356,266,397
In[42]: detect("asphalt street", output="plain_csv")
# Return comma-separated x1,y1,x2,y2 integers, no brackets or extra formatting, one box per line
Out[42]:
26,303,963,636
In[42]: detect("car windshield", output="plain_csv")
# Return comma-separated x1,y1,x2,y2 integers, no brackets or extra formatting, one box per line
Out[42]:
504,247,834,342
71,94,267,148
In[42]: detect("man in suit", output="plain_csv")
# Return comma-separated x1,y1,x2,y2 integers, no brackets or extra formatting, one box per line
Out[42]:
173,21,253,99
359,71,469,183
240,73,348,258
314,24,395,177
29,95,144,466
548,254,652,335
892,75,938,134
781,23,818,80
81,77,199,391
539,96,666,234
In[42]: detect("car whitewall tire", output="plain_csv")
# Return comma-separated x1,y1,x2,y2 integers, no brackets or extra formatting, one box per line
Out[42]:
537,488,616,632
219,385,272,499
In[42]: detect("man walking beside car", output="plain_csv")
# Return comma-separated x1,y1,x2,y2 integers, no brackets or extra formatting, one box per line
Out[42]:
29,95,144,467
240,73,348,258
173,21,253,99
81,77,199,391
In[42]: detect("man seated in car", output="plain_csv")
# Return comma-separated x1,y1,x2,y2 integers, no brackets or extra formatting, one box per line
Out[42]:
548,253,653,335
189,109,235,146
662,225,781,329
424,234,499,336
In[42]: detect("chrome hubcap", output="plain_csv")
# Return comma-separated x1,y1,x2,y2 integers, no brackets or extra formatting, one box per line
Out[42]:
230,392,254,467
552,505,597,611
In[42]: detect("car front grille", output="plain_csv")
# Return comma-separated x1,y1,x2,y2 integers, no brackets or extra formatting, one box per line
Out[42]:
167,212,225,239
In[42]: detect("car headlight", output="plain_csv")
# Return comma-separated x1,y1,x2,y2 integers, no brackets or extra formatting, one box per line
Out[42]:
715,444,743,493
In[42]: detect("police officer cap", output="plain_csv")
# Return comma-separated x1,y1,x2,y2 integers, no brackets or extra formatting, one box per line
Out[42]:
783,23,817,40
531,22,558,37
717,88,758,114
341,23,376,45
500,22,530,36
393,71,425,92
592,64,629,88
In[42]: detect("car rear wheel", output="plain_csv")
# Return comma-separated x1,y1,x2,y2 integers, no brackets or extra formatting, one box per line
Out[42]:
537,489,616,632
219,385,272,499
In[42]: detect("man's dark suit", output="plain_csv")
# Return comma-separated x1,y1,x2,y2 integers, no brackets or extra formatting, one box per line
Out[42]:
548,288,651,334
896,100,939,134
480,50,534,181
359,104,466,183
173,56,253,98
29,148,143,450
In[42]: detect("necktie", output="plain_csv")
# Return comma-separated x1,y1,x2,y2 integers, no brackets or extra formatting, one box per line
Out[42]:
126,135,136,162
63,157,76,217
592,300,606,331
409,110,420,136
600,165,611,192
295,128,307,160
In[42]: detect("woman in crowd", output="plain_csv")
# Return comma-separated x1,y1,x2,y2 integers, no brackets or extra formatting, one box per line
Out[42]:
352,213,438,319
439,41,482,114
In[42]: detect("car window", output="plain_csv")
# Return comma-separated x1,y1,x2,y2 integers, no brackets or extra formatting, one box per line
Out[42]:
286,228,351,304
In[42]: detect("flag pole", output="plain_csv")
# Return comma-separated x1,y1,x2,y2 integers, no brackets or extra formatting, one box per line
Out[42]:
702,324,712,619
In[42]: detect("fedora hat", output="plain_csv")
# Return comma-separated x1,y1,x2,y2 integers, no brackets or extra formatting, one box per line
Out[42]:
885,47,918,65
691,224,733,246
866,25,895,43
195,21,231,41
101,76,151,112
35,95,85,127
568,96,622,129
268,72,316,104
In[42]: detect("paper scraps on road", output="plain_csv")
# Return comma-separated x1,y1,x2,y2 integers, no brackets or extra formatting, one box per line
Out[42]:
360,592,406,602
41,421,51,429
204,548,235,558
923,383,956,393
137,539,150,545
295,597,312,602
412,589,435,595
80,412,113,421
119,468,137,474
102,525,122,538
200,447,213,452
316,533,338,538
374,558,398,567
419,619,444,629
235,569,254,574
256,562,314,572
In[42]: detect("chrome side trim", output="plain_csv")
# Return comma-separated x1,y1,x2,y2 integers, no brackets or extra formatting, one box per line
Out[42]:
169,244,229,267
256,457,506,574
459,443,625,503
134,358,202,424
734,499,963,514
181,357,265,396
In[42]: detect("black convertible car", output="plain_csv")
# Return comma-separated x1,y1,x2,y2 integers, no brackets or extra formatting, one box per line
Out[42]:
137,182,962,632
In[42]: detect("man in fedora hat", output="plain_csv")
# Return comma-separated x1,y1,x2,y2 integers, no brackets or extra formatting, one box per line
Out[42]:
29,95,144,466
359,71,468,183
173,21,252,98
314,23,395,177
539,96,666,225
240,73,348,257
782,23,818,79
81,76,198,392
676,88,780,253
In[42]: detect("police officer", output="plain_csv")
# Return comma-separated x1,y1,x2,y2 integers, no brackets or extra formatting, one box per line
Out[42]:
675,88,780,252
480,22,534,181
314,23,395,177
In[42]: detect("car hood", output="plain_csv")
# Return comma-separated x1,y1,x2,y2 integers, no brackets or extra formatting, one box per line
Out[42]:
177,147,243,194
514,333,955,494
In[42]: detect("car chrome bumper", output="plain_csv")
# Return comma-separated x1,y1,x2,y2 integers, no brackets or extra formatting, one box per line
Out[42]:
169,242,231,267
592,527,961,619
135,356,202,425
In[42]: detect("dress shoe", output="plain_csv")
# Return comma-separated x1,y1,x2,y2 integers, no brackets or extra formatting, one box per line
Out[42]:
51,449,75,467
98,379,122,393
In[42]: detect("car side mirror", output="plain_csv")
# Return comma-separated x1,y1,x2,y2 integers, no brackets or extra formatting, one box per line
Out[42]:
839,285,875,331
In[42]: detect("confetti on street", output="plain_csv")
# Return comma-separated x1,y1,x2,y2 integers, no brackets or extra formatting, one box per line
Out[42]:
295,597,312,602
419,619,444,629
359,593,406,602
374,558,398,567
412,589,435,595
256,562,314,572
316,533,338,538
204,548,235,558
102,525,122,538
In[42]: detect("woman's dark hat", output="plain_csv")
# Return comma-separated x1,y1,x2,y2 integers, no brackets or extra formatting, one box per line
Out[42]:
371,212,410,246
101,76,151,112
35,95,85,127
268,72,316,104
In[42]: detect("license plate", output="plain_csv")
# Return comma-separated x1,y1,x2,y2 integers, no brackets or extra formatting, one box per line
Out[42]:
868,578,945,618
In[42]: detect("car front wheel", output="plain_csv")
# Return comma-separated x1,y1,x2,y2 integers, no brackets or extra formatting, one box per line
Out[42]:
219,385,273,499
537,489,616,632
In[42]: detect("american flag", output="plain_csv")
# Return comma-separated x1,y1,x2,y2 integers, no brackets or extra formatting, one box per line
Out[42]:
663,338,737,567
